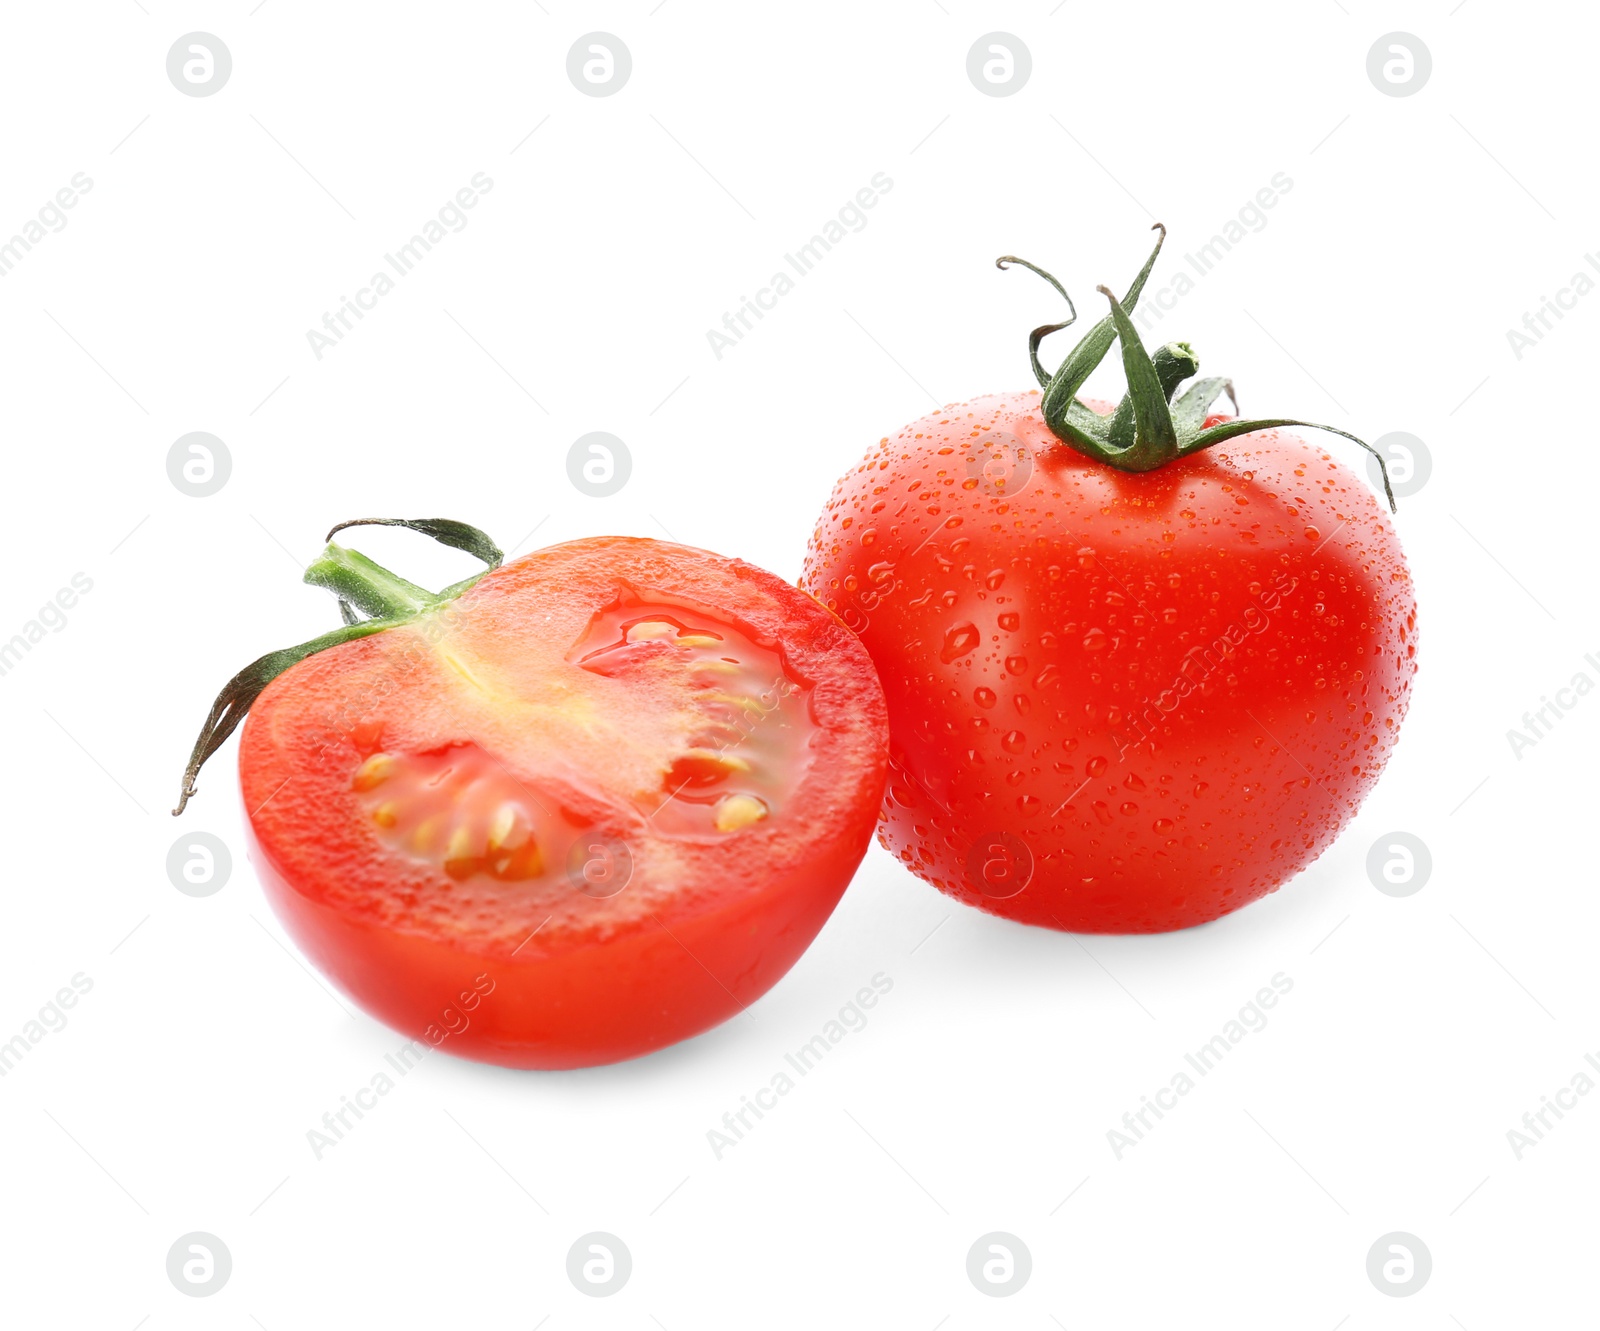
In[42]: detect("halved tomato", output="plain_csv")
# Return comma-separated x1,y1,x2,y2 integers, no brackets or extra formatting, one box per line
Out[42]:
179,527,888,1069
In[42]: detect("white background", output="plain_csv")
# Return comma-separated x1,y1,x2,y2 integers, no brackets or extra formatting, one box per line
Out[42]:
1,2,1594,1326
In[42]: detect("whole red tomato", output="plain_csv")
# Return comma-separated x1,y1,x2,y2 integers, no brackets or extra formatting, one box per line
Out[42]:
801,229,1416,932
176,524,888,1067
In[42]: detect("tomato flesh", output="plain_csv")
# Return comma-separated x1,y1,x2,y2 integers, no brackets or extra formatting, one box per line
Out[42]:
241,538,888,1068
801,392,1417,933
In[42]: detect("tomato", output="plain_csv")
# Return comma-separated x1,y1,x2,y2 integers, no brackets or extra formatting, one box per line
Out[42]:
179,528,888,1068
800,231,1416,933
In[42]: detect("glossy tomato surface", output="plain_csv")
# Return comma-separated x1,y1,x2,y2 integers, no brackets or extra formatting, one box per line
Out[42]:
241,537,888,1068
801,392,1416,933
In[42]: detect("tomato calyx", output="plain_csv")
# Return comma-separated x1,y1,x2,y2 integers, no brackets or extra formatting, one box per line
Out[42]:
997,223,1397,510
171,518,503,816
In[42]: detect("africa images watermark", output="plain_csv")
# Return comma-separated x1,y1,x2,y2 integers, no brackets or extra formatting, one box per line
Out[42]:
1504,252,1600,360
0,573,94,681
705,172,894,360
0,173,94,279
305,172,495,360
0,973,94,1078
1504,649,1600,759
1112,570,1299,760
1132,172,1295,333
705,973,894,1160
306,971,496,1160
1505,1046,1600,1160
1106,973,1293,1160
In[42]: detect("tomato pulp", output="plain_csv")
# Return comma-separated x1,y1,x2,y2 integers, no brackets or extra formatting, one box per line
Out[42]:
237,536,888,1067
802,393,1416,932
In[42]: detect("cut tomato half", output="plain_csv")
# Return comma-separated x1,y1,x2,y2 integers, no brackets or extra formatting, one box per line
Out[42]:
180,527,888,1069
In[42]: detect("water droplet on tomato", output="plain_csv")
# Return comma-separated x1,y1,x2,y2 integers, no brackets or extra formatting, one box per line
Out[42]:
973,686,996,708
997,612,1021,632
1002,730,1026,754
1005,654,1028,675
1086,755,1108,777
938,622,982,663
1082,628,1108,651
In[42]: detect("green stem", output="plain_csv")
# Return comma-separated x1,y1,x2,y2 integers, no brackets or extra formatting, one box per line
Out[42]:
1039,223,1167,436
304,544,440,620
999,226,1398,511
172,518,503,815
171,619,402,816
995,255,1078,388
1097,285,1178,470
1108,342,1200,448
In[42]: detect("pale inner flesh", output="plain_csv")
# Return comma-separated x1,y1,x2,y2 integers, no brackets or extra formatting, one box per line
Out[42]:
350,598,816,883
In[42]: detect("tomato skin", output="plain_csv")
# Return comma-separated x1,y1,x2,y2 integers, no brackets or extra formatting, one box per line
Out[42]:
801,392,1417,933
245,815,854,1069
240,538,888,1068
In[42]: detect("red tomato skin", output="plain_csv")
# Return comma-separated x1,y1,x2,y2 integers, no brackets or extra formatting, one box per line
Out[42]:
239,538,889,1069
801,392,1418,933
245,815,854,1069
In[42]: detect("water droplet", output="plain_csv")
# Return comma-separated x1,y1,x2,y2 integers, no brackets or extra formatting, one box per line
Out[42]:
973,687,997,709
1082,628,1108,651
1153,817,1175,833
985,569,1005,590
940,622,980,662
1002,730,1026,754
1086,755,1108,777
1005,654,1029,676
997,611,1021,632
